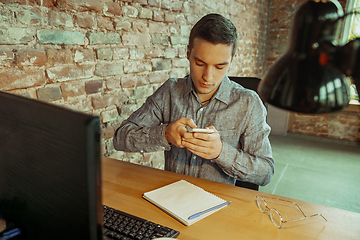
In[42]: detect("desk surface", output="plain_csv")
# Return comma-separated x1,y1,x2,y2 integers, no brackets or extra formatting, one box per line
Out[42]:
102,157,360,240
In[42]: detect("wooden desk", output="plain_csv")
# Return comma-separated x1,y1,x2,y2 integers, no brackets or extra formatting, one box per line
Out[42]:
102,157,360,240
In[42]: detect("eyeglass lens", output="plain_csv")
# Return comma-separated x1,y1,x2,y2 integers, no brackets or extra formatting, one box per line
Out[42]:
270,208,282,228
257,196,283,228
256,195,267,212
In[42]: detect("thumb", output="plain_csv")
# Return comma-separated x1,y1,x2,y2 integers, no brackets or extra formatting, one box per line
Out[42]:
206,125,218,132
180,118,197,129
186,118,197,129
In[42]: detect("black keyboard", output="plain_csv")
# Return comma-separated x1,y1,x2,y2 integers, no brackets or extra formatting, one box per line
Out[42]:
103,205,180,240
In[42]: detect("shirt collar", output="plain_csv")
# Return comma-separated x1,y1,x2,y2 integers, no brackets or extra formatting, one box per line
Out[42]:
184,75,232,105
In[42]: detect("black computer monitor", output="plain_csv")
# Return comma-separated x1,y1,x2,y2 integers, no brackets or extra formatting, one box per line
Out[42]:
0,91,102,240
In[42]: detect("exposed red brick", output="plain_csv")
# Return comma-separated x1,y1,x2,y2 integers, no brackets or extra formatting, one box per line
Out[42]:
113,48,130,60
0,70,46,91
35,0,55,8
122,32,151,47
95,62,123,77
314,128,328,134
92,93,118,110
62,97,93,112
118,103,137,118
171,1,182,11
106,76,120,90
121,75,141,88
46,63,95,82
105,2,121,16
97,16,114,31
74,49,95,62
0,0,35,5
85,80,103,94
145,47,164,58
348,121,360,127
143,153,151,163
75,14,94,29
60,80,85,99
339,114,358,121
148,71,168,84
337,119,348,125
124,60,151,74
123,152,138,159
164,13,176,23
37,86,62,102
0,49,14,65
46,49,73,66
15,49,47,66
133,0,147,4
102,125,116,139
100,108,119,123
153,10,165,21
56,0,104,12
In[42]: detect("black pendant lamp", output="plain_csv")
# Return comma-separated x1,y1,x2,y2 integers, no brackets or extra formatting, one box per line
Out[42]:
258,0,352,113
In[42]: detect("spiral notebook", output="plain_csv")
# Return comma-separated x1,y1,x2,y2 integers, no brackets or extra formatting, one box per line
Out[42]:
142,180,229,226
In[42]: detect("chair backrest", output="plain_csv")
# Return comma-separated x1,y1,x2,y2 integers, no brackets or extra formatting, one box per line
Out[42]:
228,76,261,92
228,76,262,191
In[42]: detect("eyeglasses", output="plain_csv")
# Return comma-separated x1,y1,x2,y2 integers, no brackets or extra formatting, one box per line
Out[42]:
256,195,327,228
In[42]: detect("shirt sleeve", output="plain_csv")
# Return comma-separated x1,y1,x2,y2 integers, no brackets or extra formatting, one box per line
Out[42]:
113,87,171,153
213,94,274,186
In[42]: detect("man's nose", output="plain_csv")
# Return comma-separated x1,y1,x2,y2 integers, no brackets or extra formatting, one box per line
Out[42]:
202,66,214,81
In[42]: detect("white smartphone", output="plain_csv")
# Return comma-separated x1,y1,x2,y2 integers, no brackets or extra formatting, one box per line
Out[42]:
187,128,214,133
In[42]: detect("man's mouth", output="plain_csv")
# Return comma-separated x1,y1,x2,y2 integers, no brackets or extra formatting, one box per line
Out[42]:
200,82,212,88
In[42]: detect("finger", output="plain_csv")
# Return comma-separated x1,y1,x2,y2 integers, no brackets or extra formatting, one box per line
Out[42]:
183,141,208,154
205,125,218,132
193,132,211,141
185,140,220,159
179,118,197,129
182,137,208,148
183,131,195,139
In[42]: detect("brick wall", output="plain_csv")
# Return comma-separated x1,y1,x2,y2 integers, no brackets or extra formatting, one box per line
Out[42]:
266,0,347,68
290,108,360,141
2,0,356,169
266,0,360,142
0,0,270,168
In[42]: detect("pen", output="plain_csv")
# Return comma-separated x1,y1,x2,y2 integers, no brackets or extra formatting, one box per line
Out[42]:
188,201,231,220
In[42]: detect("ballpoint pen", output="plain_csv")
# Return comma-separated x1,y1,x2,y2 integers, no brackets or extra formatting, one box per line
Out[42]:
188,201,231,220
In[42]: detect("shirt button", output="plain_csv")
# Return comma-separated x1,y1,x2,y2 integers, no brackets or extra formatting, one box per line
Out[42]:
199,108,203,112
140,150,144,154
193,156,196,160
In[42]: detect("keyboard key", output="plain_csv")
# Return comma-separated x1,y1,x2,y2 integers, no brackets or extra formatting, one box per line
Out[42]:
103,205,180,240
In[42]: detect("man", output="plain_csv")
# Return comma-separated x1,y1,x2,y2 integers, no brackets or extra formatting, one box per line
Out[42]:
113,13,274,186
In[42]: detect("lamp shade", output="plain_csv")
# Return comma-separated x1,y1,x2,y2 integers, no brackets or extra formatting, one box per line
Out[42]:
258,0,351,113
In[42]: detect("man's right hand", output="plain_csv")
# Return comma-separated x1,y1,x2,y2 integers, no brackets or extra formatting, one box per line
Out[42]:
164,118,197,148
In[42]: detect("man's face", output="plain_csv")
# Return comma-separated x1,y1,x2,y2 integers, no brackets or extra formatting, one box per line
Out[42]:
187,37,233,101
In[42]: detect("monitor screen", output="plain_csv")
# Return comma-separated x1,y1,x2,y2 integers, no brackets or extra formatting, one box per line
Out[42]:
0,91,102,240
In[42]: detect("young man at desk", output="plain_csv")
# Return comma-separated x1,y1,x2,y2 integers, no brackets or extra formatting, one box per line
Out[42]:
113,13,274,187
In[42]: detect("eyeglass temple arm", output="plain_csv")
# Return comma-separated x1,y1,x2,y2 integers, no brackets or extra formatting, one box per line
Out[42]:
291,201,327,221
283,213,327,224
262,196,327,222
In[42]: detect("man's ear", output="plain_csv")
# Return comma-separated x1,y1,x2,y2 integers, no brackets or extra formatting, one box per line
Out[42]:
187,45,190,60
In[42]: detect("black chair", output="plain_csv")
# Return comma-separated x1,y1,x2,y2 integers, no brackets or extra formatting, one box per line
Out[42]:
228,76,263,191
228,76,261,94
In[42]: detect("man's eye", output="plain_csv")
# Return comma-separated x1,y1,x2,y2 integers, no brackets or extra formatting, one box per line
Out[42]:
195,61,204,66
216,66,225,70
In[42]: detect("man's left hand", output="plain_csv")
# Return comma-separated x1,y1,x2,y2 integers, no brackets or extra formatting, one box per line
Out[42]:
182,126,223,159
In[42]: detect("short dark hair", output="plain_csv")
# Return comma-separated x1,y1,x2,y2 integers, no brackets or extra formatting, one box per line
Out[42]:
189,13,238,57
